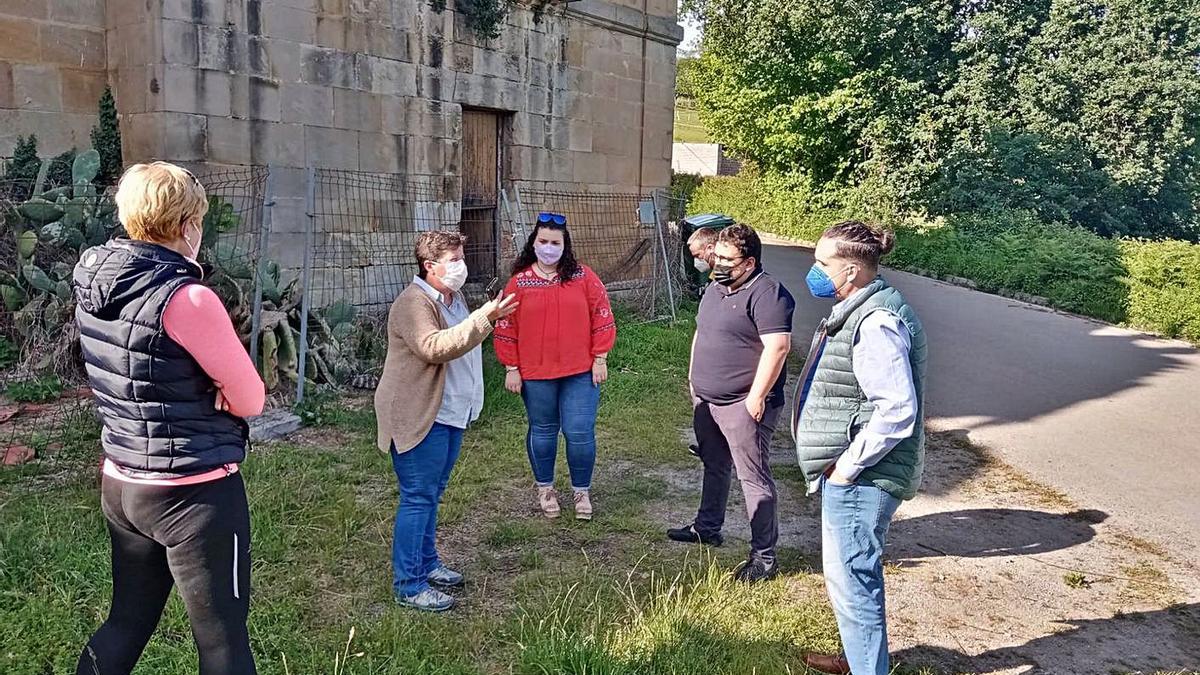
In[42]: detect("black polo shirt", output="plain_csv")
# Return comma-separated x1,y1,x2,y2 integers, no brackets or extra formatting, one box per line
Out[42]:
691,270,795,407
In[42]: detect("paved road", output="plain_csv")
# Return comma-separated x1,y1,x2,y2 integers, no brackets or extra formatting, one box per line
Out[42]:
761,237,1200,561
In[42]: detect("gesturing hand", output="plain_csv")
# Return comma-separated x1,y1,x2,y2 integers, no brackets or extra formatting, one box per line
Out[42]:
483,292,519,322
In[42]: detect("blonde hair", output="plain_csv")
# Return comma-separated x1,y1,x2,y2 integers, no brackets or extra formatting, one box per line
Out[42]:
114,162,208,243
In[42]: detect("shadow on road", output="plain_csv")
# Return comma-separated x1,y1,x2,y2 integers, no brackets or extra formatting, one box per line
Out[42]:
888,508,1107,562
763,243,1198,428
894,603,1200,675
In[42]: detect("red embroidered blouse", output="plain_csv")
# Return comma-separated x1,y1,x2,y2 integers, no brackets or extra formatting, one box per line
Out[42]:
493,264,617,381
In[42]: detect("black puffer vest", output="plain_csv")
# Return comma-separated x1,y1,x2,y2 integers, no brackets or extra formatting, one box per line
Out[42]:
73,239,248,473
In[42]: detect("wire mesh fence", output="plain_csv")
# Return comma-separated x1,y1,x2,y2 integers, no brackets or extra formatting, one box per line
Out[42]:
1,161,695,461
0,164,268,471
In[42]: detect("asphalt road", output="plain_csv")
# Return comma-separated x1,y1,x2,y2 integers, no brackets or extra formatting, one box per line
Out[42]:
761,237,1200,560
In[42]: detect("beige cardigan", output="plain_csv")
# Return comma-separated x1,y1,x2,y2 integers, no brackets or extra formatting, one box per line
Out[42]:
374,283,493,453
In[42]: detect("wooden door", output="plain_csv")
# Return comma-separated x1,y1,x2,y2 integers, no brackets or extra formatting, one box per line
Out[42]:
460,109,500,281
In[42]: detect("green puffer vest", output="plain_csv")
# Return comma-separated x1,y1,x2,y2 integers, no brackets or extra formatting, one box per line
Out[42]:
790,278,928,500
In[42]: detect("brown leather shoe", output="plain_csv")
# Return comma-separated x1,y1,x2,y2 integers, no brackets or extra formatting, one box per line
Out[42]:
802,652,851,674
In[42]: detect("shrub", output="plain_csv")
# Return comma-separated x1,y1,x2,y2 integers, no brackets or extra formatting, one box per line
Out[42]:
688,173,1200,344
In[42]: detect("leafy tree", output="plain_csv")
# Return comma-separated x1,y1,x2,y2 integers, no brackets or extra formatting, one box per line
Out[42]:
684,0,1200,240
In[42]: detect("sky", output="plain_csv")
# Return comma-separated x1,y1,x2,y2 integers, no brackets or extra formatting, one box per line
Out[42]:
679,15,701,55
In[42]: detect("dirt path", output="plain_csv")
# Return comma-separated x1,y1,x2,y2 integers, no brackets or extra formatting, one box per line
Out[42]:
648,427,1200,675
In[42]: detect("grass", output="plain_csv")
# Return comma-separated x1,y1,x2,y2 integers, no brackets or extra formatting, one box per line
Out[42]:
4,373,64,403
674,106,712,144
0,308,876,675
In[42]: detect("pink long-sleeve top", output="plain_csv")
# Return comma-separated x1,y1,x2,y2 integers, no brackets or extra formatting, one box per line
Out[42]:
102,283,265,485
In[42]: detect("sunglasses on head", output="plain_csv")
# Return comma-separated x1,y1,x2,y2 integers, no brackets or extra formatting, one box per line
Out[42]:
537,212,567,226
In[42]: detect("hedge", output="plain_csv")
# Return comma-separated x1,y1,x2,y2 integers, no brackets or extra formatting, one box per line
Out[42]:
690,173,1200,344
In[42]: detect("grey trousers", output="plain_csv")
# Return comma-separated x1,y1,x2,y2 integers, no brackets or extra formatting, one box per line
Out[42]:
692,399,781,568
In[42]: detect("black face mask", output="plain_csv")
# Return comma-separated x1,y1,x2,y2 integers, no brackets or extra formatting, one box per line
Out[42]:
712,261,744,287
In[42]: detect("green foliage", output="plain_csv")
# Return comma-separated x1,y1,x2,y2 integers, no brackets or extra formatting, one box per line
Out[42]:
686,0,1200,241
432,0,509,40
0,336,16,370
690,172,1200,343
5,374,64,403
90,86,122,186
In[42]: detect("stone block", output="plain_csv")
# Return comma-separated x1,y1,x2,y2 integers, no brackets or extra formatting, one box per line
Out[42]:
305,125,358,170
163,0,228,25
49,0,105,26
60,68,108,112
511,112,546,147
0,109,95,155
367,22,408,61
118,22,157,69
315,15,345,50
248,409,302,442
234,77,282,122
0,17,40,62
573,151,607,184
334,88,382,132
105,0,144,28
207,116,253,165
301,45,358,89
641,158,670,188
526,86,551,115
358,132,402,173
607,155,639,187
380,96,407,134
281,82,334,126
319,0,347,16
159,20,200,66
262,6,317,43
0,0,47,20
366,56,416,97
198,25,242,72
123,112,208,162
248,120,305,167
618,76,643,103
418,65,446,100
12,64,61,111
265,39,302,84
568,119,593,153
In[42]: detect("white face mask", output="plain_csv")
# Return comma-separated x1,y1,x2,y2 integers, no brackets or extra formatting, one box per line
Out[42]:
183,221,202,261
693,257,711,274
439,259,468,292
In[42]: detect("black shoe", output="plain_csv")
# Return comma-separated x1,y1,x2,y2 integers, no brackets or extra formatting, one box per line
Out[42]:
733,559,778,584
687,443,700,458
666,523,724,547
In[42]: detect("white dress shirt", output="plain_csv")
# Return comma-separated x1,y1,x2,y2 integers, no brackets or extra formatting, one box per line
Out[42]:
413,276,484,429
831,304,918,483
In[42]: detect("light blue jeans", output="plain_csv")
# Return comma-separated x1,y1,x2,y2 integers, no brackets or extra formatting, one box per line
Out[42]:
821,477,902,675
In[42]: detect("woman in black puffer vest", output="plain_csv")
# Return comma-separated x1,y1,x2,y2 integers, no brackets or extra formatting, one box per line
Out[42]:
73,163,265,675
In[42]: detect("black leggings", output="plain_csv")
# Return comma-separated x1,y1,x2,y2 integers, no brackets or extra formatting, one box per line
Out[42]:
76,472,256,675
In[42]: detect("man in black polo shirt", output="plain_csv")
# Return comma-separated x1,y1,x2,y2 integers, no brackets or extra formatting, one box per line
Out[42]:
668,224,795,582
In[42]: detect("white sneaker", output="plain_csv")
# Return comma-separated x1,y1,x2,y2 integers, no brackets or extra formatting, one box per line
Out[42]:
428,565,465,587
396,587,456,612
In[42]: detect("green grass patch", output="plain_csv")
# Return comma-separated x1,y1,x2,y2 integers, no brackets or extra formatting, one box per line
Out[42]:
0,308,897,674
4,374,64,403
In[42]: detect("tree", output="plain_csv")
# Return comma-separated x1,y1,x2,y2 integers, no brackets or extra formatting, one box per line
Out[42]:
685,0,1200,240
91,86,122,186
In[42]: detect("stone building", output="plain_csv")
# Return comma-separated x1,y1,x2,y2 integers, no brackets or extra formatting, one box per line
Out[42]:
1,1,682,298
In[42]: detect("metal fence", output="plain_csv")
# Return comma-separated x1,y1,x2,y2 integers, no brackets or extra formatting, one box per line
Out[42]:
1,163,690,469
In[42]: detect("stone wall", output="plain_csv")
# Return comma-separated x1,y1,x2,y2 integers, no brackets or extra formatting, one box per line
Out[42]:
0,0,107,156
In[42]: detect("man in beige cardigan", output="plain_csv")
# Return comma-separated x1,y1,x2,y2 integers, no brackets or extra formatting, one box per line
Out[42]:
375,231,516,612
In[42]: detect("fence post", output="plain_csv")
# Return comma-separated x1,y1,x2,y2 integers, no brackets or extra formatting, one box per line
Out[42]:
295,168,317,404
652,189,677,322
249,166,275,365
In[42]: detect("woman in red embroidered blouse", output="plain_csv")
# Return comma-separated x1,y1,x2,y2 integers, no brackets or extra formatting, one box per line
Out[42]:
494,213,616,520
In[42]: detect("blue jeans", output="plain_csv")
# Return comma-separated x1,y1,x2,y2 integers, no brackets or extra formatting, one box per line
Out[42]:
821,478,901,675
521,371,600,490
391,423,463,597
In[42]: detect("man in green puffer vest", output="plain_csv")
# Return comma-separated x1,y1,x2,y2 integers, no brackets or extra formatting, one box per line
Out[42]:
791,222,928,675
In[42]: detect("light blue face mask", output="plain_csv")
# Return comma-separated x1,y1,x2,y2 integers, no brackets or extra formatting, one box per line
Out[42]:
806,264,850,299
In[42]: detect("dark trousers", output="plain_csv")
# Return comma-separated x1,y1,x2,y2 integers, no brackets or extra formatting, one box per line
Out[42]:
693,399,781,568
77,472,255,675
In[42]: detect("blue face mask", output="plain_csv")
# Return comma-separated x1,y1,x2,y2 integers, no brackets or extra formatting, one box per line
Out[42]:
806,264,839,298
